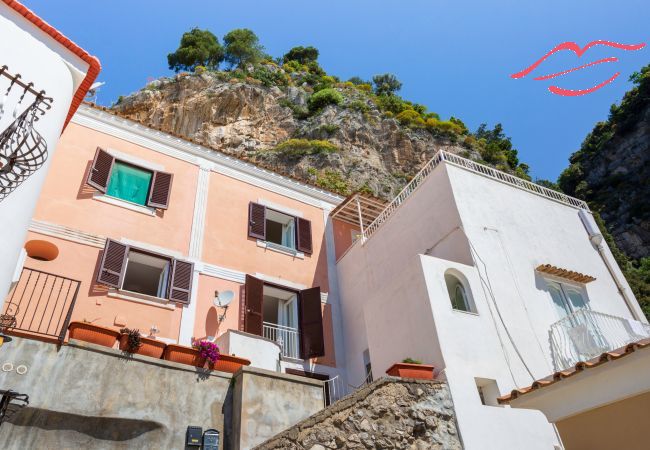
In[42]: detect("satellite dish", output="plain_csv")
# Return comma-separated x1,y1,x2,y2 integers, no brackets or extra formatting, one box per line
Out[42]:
214,290,234,308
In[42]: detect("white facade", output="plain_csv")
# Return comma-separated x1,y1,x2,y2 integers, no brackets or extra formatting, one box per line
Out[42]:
336,157,646,449
0,3,92,301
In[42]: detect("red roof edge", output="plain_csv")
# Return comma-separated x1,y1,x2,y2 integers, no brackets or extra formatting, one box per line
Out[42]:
2,0,101,130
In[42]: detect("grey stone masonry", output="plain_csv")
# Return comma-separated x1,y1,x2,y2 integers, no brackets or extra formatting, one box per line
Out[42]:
254,377,463,450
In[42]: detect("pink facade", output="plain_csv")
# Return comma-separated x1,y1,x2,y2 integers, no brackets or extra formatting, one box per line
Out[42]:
6,106,342,375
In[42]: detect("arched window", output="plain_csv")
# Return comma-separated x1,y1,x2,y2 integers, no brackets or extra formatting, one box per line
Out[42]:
445,271,476,313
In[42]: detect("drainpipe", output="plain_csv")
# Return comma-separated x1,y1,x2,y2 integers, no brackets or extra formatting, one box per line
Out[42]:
578,210,643,321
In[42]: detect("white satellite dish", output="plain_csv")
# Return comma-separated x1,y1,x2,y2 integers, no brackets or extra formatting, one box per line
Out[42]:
214,290,234,308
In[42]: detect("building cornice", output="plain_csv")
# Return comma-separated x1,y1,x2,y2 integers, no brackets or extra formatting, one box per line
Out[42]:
72,105,344,209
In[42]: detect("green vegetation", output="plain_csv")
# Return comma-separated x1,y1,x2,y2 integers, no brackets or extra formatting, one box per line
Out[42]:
402,358,423,364
283,46,319,64
167,28,224,72
223,28,265,68
308,88,343,112
273,139,338,157
556,64,650,319
372,73,403,96
314,169,350,195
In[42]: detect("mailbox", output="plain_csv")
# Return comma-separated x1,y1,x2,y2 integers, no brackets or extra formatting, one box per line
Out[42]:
185,426,202,447
203,429,220,450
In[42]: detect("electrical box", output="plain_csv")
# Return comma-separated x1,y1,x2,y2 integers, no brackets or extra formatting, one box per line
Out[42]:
203,429,220,450
186,426,202,447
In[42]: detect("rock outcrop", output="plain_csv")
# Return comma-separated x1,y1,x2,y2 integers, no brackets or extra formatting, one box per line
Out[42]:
254,378,462,450
113,72,477,200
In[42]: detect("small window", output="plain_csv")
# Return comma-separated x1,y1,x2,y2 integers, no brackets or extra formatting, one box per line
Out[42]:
546,280,589,319
122,250,171,298
106,161,153,206
445,271,475,313
265,209,296,249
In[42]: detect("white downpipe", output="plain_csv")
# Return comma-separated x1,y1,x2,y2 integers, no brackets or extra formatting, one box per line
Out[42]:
578,210,643,322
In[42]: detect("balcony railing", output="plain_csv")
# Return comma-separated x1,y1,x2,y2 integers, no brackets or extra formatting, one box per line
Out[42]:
263,322,300,359
549,309,650,371
2,268,81,344
362,151,589,242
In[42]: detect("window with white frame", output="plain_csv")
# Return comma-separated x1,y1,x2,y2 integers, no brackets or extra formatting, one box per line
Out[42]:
122,250,171,298
546,280,589,319
265,209,296,250
445,271,476,313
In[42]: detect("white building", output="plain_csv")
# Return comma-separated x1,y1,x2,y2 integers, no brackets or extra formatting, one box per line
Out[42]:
332,151,648,449
0,0,99,301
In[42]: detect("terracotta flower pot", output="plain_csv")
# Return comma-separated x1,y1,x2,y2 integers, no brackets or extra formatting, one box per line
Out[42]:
386,363,435,380
68,321,120,348
119,334,166,359
163,344,206,368
210,354,251,374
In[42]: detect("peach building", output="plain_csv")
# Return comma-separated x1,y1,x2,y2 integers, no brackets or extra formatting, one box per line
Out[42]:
8,103,345,383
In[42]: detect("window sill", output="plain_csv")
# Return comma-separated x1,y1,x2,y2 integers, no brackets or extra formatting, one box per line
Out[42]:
108,289,176,310
93,193,156,216
451,308,479,316
256,240,305,259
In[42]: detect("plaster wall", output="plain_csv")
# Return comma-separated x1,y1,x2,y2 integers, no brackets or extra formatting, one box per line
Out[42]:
216,330,281,372
232,366,324,450
0,5,87,301
32,123,199,255
336,164,468,388
556,389,650,450
203,172,330,290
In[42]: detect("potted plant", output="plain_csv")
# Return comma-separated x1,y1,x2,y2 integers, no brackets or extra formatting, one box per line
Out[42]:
386,358,435,380
118,328,166,359
163,343,206,368
68,320,120,348
212,353,252,374
195,340,220,367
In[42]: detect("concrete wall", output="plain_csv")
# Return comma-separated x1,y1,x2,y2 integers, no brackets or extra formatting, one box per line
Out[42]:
0,4,88,302
0,337,325,449
231,366,324,450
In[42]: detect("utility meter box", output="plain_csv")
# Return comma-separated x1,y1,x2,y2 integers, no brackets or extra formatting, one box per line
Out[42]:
185,426,202,447
203,429,220,450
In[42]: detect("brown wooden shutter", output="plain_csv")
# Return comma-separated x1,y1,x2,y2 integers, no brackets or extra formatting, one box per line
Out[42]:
248,202,267,240
244,275,264,336
168,259,194,304
97,239,128,288
87,147,115,193
147,171,173,209
299,286,324,359
296,217,313,254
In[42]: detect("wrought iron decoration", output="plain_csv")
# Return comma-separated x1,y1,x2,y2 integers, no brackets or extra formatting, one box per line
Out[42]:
0,65,53,202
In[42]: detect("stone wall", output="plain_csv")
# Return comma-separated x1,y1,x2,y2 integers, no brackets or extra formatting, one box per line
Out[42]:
0,337,324,449
254,378,463,450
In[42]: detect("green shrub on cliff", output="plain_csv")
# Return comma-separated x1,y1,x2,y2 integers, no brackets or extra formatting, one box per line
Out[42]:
273,139,338,157
308,88,343,113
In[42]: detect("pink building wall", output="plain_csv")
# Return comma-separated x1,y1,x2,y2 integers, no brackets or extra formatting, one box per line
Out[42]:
9,116,339,367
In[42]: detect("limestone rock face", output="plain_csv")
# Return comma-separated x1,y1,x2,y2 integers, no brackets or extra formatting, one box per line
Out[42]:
113,72,477,199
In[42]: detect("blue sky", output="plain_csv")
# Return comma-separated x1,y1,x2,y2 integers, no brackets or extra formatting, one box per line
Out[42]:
23,0,649,181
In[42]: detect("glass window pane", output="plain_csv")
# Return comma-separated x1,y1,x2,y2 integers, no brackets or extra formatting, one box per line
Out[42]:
566,288,588,311
106,162,153,206
548,284,569,318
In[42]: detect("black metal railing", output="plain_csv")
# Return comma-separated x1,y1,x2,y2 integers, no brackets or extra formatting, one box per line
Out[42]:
2,268,80,344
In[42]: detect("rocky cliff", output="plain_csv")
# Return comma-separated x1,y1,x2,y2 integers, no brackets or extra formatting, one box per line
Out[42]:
559,64,650,260
112,68,498,200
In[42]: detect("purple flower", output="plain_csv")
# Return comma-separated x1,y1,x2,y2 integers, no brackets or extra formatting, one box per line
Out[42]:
193,340,221,364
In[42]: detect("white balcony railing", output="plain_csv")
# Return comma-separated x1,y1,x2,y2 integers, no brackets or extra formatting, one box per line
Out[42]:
549,310,650,371
263,322,300,359
362,151,589,242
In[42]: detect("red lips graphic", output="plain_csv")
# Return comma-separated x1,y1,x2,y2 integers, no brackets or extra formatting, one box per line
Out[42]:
511,41,646,96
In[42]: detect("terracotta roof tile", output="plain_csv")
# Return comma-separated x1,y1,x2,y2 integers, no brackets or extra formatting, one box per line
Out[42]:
3,0,101,130
498,338,650,404
536,264,596,283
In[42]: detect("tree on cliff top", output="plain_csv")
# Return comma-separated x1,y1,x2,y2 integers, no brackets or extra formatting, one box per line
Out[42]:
223,28,265,68
283,46,319,64
167,28,224,72
372,73,403,96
